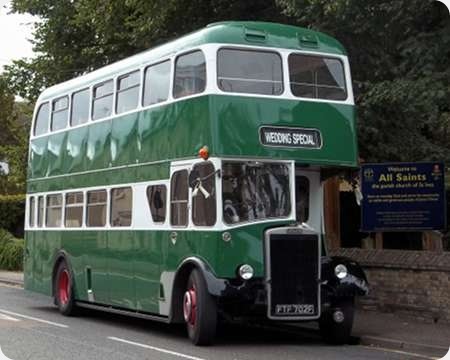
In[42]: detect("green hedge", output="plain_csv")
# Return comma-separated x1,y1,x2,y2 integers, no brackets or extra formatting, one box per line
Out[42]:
0,194,25,238
0,229,24,271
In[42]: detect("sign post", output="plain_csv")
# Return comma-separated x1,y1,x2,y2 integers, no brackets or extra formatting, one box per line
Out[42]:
361,162,446,232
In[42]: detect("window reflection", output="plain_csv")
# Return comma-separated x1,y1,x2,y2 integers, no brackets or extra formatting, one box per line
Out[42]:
222,162,291,224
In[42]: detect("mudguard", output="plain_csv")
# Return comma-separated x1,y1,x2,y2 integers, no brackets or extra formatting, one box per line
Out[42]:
321,256,369,298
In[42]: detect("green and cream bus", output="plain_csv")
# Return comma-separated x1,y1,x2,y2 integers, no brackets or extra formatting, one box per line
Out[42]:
25,21,368,345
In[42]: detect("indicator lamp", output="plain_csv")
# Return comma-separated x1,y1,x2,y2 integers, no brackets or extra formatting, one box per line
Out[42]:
198,146,209,160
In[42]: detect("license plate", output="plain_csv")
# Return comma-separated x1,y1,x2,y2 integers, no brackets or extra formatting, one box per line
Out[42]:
275,304,315,315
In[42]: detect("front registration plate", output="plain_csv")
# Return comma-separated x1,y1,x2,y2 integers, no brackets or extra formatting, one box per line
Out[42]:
275,304,315,315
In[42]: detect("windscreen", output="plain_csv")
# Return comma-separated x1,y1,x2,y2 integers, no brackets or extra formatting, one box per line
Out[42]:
222,162,291,224
217,48,283,95
288,54,347,100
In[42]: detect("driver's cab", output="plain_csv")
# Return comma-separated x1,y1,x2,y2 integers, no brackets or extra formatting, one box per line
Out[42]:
168,158,323,233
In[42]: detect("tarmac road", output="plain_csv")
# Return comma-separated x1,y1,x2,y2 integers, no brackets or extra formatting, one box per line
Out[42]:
0,284,438,360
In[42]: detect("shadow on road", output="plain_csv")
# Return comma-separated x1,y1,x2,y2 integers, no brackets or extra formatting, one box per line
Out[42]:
30,304,360,347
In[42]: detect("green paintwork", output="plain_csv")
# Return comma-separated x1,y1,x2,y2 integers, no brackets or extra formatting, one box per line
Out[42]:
26,22,357,317
24,221,289,313
28,95,356,193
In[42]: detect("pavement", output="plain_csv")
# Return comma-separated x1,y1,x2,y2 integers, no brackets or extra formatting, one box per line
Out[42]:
0,270,448,359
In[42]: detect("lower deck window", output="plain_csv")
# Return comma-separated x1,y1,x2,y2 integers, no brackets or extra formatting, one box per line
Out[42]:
295,176,310,223
87,190,107,227
37,196,44,227
46,194,62,227
147,185,167,223
29,197,35,227
170,170,188,226
222,162,291,224
110,187,132,227
65,192,84,227
192,162,216,226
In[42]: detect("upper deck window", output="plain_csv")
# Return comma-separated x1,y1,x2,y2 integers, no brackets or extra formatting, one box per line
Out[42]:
288,54,347,101
174,51,206,99
92,80,113,120
51,96,69,131
217,48,283,95
143,60,171,106
116,71,140,114
34,102,49,136
71,88,90,126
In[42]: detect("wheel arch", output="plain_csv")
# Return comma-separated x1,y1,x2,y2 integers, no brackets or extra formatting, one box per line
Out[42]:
169,257,225,323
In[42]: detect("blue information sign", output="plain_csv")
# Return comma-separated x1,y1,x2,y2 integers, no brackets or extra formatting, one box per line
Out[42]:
361,162,446,231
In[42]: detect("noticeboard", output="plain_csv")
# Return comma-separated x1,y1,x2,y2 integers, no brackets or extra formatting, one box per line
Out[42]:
361,162,446,232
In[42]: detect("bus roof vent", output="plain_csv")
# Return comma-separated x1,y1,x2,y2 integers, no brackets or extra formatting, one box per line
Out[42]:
298,33,319,48
244,27,267,43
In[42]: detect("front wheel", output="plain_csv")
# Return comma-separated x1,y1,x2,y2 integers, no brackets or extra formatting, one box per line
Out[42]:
183,269,217,345
54,260,77,316
319,299,354,345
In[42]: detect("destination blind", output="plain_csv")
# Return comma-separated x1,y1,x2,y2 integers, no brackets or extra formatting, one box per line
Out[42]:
260,126,322,149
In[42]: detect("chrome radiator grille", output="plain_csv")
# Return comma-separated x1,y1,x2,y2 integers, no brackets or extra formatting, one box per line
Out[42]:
266,231,320,320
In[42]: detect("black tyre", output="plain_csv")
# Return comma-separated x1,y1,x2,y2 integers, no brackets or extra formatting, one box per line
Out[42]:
319,299,354,345
183,268,217,345
54,260,77,316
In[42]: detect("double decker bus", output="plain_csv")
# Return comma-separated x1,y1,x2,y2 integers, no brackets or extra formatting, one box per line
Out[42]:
25,21,368,345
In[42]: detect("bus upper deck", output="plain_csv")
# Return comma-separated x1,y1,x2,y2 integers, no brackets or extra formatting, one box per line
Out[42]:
28,21,357,194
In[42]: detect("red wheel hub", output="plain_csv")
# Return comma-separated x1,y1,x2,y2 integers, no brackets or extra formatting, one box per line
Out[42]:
183,286,197,326
58,269,70,306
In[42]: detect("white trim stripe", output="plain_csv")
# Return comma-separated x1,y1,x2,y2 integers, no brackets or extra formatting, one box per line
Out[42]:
0,309,69,328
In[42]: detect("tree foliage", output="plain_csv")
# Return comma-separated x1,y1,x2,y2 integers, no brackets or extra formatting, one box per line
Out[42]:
0,77,31,194
4,0,450,163
277,0,450,163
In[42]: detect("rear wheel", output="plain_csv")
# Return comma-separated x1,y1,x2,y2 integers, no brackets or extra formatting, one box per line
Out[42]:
183,268,217,345
55,260,77,316
319,298,354,345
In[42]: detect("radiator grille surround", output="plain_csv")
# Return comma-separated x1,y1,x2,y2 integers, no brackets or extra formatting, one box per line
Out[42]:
265,228,321,320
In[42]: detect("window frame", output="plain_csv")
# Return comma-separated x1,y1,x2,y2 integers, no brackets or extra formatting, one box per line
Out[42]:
92,79,114,121
37,195,44,227
65,191,84,228
173,49,207,99
216,47,284,96
70,87,90,127
170,169,189,227
33,102,50,136
147,184,167,224
86,189,108,227
45,193,63,228
116,70,141,114
192,162,217,227
110,186,133,227
51,96,69,131
288,53,348,101
142,59,171,107
29,196,35,228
